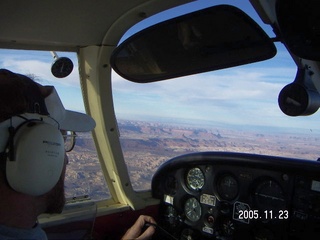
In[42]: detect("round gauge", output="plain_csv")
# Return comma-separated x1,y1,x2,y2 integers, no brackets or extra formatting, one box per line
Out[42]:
186,167,205,191
164,205,179,227
184,197,202,222
253,179,286,211
222,218,235,236
217,174,239,200
51,57,74,78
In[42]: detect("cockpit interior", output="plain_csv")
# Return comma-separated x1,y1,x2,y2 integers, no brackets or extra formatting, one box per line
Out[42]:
1,0,320,239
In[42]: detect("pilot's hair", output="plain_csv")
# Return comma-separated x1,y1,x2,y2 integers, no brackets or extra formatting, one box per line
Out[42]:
0,69,34,122
0,69,37,178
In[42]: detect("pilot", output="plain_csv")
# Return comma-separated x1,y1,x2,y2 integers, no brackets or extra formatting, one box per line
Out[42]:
0,69,156,239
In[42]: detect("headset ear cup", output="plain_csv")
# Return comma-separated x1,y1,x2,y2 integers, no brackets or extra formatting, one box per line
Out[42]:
6,121,65,196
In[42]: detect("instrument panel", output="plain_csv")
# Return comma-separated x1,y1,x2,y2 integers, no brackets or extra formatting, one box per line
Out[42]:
151,152,320,240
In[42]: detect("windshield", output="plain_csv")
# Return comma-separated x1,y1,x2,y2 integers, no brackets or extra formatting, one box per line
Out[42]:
112,1,320,191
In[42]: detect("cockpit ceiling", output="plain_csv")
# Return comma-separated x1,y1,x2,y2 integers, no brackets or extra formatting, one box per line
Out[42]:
0,0,193,51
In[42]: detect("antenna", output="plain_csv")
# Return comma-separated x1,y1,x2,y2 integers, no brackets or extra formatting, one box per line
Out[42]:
50,51,74,78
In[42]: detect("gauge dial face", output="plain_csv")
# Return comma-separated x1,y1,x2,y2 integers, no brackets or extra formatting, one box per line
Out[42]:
51,57,74,78
186,167,205,190
184,197,202,222
253,179,286,211
217,174,239,200
164,205,179,227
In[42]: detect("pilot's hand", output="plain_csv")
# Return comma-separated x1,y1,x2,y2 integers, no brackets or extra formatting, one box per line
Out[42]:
121,215,156,240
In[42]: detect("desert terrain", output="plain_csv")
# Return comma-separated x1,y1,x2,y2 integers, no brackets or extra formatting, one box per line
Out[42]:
64,119,320,201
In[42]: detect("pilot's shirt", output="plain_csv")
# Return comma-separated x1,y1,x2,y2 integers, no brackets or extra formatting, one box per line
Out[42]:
0,223,47,240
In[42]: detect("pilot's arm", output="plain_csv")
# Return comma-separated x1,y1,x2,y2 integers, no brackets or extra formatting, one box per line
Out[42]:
121,215,156,240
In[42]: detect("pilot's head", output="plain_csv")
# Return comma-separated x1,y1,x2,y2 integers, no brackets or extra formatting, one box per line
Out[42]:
0,69,95,213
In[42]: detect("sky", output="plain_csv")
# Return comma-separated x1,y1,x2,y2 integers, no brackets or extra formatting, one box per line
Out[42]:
0,50,84,112
1,0,320,132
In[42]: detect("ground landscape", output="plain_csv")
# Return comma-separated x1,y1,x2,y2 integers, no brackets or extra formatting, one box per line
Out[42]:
64,119,320,201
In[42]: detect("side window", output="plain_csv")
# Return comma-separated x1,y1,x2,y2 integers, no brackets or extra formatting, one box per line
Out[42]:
0,49,110,202
65,132,110,201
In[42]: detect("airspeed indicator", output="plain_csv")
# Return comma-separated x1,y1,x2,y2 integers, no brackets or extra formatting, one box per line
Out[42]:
186,167,205,191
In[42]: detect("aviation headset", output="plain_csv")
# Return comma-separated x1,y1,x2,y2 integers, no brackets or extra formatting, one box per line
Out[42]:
0,78,65,196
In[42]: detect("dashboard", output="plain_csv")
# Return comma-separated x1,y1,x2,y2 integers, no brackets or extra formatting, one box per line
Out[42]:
151,152,320,240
